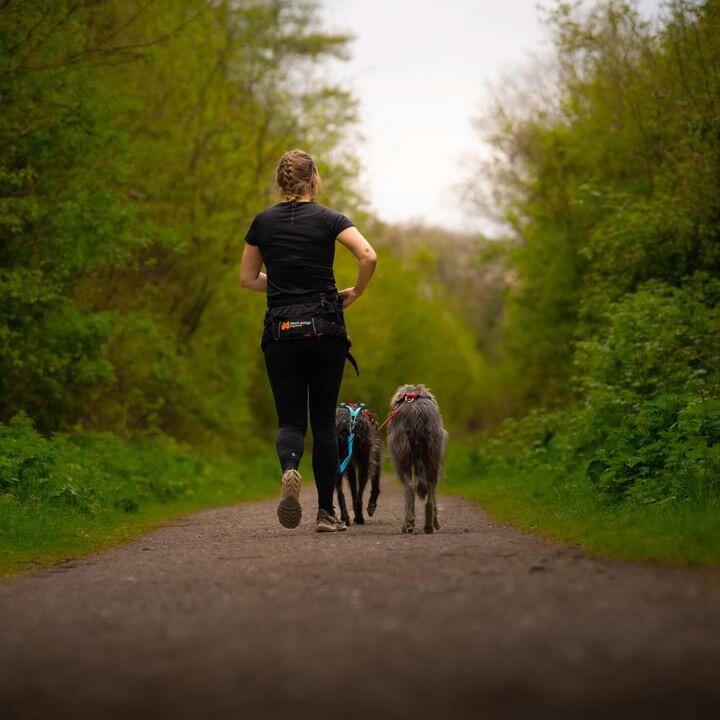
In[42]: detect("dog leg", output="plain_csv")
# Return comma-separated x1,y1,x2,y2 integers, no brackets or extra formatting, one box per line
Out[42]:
424,482,440,533
367,459,380,517
400,471,415,533
354,465,368,524
424,496,434,534
336,473,350,527
435,434,447,531
347,464,360,524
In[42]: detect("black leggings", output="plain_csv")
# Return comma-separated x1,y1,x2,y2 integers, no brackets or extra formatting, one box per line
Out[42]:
263,336,346,512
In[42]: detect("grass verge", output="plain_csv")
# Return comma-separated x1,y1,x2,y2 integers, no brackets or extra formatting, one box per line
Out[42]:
0,460,277,578
444,441,720,566
0,414,278,577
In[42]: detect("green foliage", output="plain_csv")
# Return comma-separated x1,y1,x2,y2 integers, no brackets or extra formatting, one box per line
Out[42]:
0,1,151,431
586,394,720,504
453,276,720,513
576,277,719,505
470,0,720,409
0,410,268,515
577,275,720,398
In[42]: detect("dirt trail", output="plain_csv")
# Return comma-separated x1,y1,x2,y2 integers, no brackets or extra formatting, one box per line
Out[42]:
1,481,719,719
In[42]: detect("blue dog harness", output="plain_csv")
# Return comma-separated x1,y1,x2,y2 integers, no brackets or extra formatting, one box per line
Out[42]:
338,402,365,473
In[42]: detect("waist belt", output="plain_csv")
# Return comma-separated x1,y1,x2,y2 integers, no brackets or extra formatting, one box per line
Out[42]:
261,293,360,375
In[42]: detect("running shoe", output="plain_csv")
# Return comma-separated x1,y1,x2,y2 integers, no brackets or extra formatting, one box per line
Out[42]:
277,468,302,529
315,508,348,533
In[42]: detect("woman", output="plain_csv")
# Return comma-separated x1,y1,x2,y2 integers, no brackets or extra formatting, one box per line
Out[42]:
240,149,377,532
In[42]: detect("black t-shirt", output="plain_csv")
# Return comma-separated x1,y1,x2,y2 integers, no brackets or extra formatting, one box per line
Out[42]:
245,201,354,307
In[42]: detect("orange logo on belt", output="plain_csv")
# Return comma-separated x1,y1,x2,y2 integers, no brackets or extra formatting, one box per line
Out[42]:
280,321,290,331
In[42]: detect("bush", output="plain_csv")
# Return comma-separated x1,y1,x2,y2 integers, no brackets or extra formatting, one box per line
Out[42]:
0,411,246,516
586,394,720,504
576,275,720,400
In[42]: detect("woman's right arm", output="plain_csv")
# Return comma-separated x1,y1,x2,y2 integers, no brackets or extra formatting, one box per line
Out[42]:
239,244,267,293
337,227,377,308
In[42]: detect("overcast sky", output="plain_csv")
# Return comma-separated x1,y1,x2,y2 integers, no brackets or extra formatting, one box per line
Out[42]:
319,0,662,233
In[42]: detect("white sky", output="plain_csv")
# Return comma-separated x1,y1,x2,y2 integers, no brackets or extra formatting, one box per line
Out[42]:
319,0,662,232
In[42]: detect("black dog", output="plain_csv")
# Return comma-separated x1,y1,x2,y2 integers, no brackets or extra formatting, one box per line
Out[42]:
335,403,382,526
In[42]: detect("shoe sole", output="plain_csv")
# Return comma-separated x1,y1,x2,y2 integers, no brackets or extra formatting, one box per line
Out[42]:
277,469,302,529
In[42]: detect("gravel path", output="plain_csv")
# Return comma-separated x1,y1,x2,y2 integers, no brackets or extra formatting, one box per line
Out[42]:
1,481,719,719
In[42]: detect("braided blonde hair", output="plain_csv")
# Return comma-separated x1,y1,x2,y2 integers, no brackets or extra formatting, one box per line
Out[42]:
275,149,321,201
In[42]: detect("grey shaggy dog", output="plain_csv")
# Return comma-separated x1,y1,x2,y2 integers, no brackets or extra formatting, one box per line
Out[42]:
386,384,448,534
335,405,382,526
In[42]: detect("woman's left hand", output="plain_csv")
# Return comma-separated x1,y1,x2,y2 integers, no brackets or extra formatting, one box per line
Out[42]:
339,287,361,308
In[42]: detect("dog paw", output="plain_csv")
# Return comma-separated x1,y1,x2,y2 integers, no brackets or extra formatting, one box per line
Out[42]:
354,514,365,525
401,524,414,534
433,518,440,531
367,501,377,516
424,524,434,534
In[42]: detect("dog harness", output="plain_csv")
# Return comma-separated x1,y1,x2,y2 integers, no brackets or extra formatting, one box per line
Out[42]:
376,392,430,431
337,402,365,474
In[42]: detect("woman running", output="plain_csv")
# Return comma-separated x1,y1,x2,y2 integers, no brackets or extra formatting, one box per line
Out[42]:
239,149,377,532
